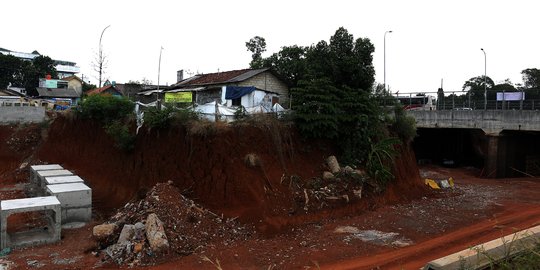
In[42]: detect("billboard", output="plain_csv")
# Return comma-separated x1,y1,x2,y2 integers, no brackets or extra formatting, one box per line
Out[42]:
164,92,192,103
496,92,525,101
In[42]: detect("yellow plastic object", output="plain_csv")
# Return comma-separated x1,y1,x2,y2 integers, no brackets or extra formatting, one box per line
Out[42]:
425,178,440,189
448,177,455,187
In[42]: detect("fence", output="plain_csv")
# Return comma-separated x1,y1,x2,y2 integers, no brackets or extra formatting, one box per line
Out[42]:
380,90,540,111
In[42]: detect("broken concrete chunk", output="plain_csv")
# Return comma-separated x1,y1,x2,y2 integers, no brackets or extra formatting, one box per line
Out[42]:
322,171,334,180
145,213,169,252
326,156,340,173
117,224,135,244
93,223,117,239
342,166,354,174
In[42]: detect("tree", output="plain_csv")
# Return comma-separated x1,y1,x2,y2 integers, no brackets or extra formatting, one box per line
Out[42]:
82,81,97,93
0,54,22,89
262,45,308,86
521,68,540,89
462,75,494,108
492,79,516,92
23,55,58,96
245,36,267,68
0,54,57,96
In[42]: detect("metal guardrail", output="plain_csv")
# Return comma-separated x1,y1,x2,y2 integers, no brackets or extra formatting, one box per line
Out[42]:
378,90,540,111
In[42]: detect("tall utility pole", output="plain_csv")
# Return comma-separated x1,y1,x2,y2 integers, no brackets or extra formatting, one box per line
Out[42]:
157,46,163,91
481,48,487,110
98,25,111,88
384,30,393,93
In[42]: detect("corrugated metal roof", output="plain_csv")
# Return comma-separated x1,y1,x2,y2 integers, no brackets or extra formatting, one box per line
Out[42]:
36,87,80,98
169,68,270,89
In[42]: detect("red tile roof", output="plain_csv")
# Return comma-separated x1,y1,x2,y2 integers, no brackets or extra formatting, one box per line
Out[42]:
87,85,120,95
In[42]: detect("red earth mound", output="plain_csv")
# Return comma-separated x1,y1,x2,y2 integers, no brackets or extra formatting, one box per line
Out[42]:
35,116,426,234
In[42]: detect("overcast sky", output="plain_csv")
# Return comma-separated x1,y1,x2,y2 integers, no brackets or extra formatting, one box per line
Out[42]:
1,0,538,93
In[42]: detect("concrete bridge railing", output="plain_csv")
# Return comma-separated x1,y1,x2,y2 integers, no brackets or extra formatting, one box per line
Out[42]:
408,110,540,134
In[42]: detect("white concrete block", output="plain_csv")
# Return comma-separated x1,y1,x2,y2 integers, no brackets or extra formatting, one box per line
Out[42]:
44,175,84,186
1,196,60,211
63,207,91,223
30,164,63,171
46,183,91,208
35,170,73,187
46,183,92,223
0,196,61,249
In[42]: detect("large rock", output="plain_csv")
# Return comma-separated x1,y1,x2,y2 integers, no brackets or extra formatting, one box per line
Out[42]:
117,224,135,244
145,213,169,252
93,223,117,240
326,156,340,174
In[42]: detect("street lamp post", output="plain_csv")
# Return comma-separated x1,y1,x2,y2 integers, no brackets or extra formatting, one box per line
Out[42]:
384,30,393,94
157,46,163,91
98,25,111,88
156,46,164,108
481,48,487,110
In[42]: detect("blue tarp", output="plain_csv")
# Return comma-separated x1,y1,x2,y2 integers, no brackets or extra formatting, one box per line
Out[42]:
225,86,256,100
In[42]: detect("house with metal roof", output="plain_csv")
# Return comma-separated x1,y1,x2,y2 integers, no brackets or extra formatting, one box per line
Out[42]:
35,87,81,110
166,68,289,109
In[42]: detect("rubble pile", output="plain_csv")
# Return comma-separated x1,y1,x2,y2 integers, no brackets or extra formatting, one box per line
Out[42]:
288,156,367,213
94,182,254,266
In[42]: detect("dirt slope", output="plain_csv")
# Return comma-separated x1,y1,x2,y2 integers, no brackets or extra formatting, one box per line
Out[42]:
35,117,424,233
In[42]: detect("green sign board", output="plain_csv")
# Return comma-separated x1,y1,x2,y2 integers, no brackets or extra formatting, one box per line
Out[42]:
45,80,58,88
164,92,192,103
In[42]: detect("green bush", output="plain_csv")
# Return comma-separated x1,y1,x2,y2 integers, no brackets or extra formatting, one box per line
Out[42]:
77,95,134,123
105,121,136,151
392,105,417,142
143,106,174,129
171,106,199,124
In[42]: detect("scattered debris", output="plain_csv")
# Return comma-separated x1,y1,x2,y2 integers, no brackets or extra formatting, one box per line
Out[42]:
425,178,455,189
334,226,360,234
99,182,254,266
343,229,413,247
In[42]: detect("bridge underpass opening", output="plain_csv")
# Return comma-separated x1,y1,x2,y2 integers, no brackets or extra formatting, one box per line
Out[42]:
413,128,485,169
413,128,540,178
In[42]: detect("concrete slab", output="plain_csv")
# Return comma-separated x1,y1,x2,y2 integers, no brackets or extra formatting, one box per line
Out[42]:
46,183,91,223
1,196,60,211
30,164,63,171
0,196,61,249
43,175,84,187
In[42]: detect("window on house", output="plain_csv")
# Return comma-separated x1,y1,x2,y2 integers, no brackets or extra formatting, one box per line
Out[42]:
232,98,241,106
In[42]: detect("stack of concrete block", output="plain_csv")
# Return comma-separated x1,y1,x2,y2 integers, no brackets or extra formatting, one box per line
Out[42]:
29,164,64,186
46,183,92,223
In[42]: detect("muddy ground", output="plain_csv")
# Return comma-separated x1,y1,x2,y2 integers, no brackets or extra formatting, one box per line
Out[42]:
0,119,539,269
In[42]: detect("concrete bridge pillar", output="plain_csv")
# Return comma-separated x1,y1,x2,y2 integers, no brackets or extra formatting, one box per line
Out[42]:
483,131,508,178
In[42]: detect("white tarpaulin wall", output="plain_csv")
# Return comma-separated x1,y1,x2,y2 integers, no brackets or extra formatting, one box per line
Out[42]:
194,101,287,122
